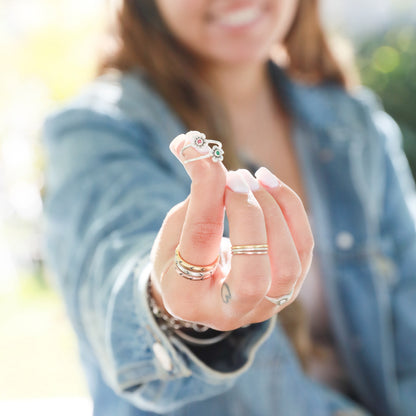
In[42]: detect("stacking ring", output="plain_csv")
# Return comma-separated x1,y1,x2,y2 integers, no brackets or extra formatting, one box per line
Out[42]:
231,244,268,255
180,131,224,164
175,246,219,281
265,288,294,306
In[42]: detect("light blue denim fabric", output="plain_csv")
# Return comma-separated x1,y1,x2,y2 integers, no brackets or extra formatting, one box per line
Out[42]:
42,63,416,416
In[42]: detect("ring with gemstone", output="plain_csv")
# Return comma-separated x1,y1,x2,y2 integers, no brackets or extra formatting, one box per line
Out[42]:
180,131,224,164
183,146,224,164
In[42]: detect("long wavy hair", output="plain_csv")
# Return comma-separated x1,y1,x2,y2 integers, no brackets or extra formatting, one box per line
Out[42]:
96,0,359,368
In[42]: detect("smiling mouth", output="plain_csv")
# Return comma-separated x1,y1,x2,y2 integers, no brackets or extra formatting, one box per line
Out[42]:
211,4,265,28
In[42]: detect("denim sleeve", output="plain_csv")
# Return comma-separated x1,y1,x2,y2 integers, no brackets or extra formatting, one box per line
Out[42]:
357,89,416,416
378,115,416,416
42,107,274,413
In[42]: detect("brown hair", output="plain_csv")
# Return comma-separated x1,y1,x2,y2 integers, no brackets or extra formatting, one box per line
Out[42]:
97,0,359,368
97,0,359,169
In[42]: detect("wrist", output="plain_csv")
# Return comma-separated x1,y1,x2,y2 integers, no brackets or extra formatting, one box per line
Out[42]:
147,273,209,330
147,274,232,345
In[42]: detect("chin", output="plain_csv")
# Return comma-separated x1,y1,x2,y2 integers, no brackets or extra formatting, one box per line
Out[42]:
209,46,271,67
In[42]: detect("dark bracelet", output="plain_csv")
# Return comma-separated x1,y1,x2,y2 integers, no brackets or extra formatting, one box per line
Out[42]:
147,275,231,345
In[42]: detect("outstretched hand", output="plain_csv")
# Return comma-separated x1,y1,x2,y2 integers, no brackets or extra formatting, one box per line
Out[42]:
150,131,314,331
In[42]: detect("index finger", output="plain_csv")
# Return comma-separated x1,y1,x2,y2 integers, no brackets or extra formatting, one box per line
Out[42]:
170,131,226,269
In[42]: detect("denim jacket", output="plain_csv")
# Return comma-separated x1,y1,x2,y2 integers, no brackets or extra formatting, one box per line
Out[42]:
42,63,416,416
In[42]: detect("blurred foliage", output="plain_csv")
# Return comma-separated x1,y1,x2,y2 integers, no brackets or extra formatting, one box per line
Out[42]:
356,23,416,178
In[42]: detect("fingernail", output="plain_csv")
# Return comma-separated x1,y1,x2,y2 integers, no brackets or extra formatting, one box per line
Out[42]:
237,169,260,191
226,171,250,193
255,167,282,188
169,133,186,155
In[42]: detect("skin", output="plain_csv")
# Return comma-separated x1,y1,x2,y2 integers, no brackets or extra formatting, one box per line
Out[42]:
155,0,298,66
150,0,314,331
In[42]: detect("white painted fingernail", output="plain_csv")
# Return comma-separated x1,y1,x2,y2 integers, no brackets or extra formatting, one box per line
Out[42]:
169,134,186,155
226,171,250,193
237,169,260,191
255,167,282,188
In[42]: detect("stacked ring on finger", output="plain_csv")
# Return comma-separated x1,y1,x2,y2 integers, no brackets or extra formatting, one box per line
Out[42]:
175,246,219,281
231,244,268,255
180,131,224,164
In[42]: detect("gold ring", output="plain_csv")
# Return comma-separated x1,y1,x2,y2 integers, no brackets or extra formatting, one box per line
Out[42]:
175,246,219,281
231,244,268,255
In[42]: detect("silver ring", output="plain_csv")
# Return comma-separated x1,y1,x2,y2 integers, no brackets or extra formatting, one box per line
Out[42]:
180,132,222,155
265,288,294,306
231,244,268,255
180,131,224,164
174,246,218,281
183,145,224,164
175,262,215,280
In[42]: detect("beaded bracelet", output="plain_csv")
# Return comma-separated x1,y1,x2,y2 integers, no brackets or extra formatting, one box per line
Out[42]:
147,276,231,346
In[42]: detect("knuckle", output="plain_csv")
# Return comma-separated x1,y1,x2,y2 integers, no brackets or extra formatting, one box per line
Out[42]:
277,273,296,288
235,274,269,301
191,163,224,185
188,221,223,246
277,266,301,286
188,158,211,174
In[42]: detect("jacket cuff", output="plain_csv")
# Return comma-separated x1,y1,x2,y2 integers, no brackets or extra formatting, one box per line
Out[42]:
107,254,275,392
135,260,276,385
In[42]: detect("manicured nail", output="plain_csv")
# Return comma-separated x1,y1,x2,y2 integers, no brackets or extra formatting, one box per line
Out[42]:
226,171,250,193
169,133,186,155
237,169,260,191
255,167,282,188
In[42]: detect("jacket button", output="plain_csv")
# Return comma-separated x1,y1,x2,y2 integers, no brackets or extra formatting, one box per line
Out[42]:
336,231,354,250
152,342,173,372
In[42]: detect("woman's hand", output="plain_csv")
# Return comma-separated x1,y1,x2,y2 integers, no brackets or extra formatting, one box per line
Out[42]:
150,131,314,331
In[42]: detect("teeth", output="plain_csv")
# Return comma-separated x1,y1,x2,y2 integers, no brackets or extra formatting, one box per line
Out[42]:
217,7,262,27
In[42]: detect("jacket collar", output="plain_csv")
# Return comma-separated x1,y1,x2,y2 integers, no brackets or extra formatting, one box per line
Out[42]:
268,61,351,133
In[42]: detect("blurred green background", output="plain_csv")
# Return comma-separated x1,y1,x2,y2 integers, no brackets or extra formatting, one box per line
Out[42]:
0,0,414,410
357,23,416,177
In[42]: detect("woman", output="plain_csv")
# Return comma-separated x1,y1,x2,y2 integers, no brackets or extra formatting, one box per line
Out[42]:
42,0,416,415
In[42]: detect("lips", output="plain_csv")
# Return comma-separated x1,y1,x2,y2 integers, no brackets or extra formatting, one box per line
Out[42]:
209,2,267,29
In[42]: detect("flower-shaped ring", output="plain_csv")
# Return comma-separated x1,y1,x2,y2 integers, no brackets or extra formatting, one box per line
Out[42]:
180,131,224,164
209,145,224,163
